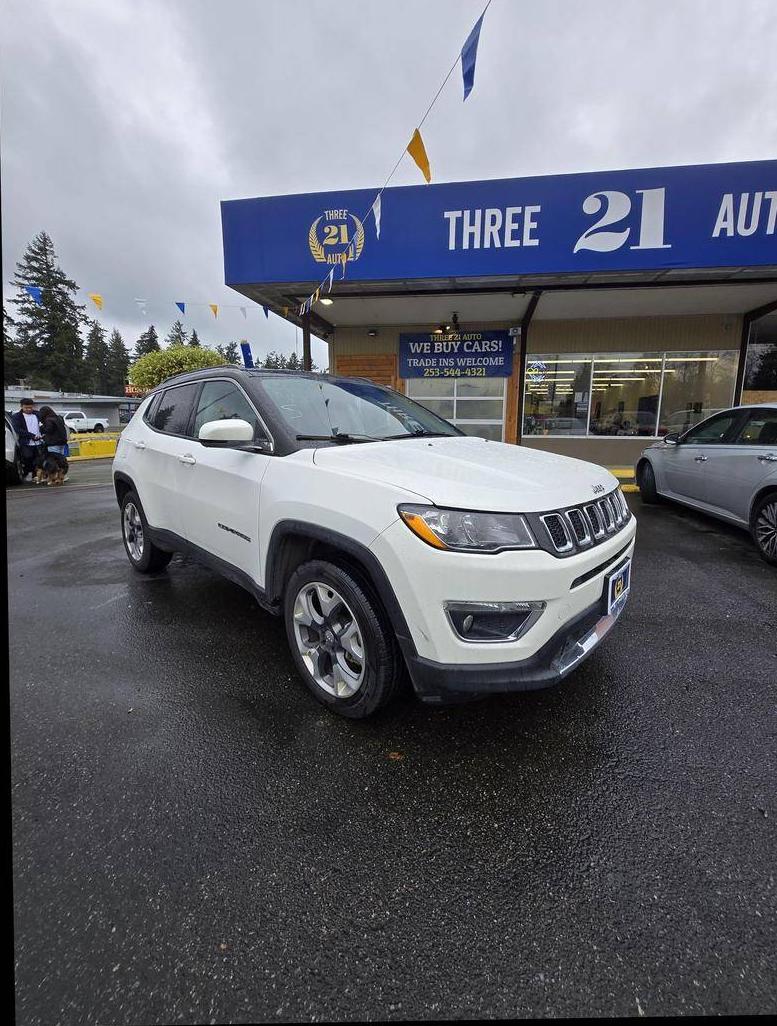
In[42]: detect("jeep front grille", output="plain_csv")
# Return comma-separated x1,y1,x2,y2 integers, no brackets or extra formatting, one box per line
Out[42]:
533,488,631,556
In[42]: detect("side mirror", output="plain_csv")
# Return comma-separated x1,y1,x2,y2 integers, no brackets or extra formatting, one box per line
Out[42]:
664,432,680,446
198,418,255,446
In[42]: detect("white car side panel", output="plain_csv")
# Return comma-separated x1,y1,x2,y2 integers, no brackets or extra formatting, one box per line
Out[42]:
256,451,431,589
114,399,185,535
176,445,271,580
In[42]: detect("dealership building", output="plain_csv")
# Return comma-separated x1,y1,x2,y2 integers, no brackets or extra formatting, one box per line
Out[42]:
221,158,777,468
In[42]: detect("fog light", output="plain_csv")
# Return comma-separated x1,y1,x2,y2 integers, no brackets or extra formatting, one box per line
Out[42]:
445,601,545,642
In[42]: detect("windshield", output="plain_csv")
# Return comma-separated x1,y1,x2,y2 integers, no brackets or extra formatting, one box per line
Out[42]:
258,376,461,444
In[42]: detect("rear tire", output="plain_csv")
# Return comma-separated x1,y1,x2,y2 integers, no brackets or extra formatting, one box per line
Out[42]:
638,460,660,504
284,559,402,718
751,491,777,567
120,490,173,573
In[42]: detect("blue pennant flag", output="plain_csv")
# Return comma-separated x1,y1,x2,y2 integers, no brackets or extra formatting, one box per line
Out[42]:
24,285,43,306
262,305,269,319
240,341,254,368
176,301,185,315
461,12,485,100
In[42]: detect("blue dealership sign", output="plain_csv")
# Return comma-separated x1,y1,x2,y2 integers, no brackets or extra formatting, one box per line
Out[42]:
221,160,777,286
400,330,512,378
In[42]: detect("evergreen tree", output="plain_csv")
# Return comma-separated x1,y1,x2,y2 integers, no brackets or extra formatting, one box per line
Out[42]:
189,328,201,347
3,304,28,384
83,320,111,393
133,325,160,361
262,350,288,369
9,230,86,390
286,351,301,371
215,340,240,364
165,319,188,348
106,329,130,395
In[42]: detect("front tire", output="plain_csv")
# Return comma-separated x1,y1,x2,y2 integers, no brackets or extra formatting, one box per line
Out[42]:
120,490,173,573
638,460,660,504
284,559,402,718
751,491,777,567
93,423,105,433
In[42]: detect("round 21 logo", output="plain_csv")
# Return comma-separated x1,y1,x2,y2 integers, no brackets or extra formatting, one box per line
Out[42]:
308,208,365,266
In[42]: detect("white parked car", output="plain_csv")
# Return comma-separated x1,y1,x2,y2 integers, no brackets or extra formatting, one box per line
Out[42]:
113,368,636,717
636,403,777,565
5,413,23,484
61,410,108,433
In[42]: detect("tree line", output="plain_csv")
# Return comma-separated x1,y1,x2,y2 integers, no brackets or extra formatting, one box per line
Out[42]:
3,231,312,394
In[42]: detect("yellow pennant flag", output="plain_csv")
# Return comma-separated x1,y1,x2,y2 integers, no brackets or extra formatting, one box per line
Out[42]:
407,128,431,183
88,293,104,310
209,304,219,318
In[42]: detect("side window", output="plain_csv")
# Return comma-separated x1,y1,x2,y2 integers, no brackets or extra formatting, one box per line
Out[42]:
192,381,264,440
682,412,739,445
143,392,163,424
733,409,777,446
150,383,200,435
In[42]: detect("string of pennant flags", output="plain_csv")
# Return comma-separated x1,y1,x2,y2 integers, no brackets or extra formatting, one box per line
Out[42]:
296,0,490,319
21,3,491,330
21,285,274,322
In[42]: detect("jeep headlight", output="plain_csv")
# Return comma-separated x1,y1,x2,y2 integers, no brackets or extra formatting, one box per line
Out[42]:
398,504,537,553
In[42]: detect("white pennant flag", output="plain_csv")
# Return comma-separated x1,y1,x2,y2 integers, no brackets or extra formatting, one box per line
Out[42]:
325,267,335,293
371,193,381,239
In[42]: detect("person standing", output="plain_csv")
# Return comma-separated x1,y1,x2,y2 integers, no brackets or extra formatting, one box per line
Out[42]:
38,405,69,485
11,398,43,480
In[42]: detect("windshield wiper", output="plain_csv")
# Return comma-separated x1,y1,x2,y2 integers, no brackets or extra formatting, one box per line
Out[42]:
295,432,380,444
380,430,454,440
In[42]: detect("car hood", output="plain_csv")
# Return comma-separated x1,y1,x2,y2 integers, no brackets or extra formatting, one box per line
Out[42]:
312,435,618,513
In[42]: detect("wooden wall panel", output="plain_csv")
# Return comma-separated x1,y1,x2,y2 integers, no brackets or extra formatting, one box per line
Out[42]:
334,353,399,388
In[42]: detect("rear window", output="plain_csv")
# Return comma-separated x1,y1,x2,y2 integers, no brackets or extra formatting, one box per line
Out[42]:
149,383,200,435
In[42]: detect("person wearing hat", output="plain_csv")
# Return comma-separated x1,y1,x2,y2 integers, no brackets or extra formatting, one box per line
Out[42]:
10,398,43,480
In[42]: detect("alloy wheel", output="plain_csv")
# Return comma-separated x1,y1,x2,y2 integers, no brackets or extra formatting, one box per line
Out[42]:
123,502,145,562
755,501,777,560
292,581,366,698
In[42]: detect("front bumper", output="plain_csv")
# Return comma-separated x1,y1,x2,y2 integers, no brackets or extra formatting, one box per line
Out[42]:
407,581,629,702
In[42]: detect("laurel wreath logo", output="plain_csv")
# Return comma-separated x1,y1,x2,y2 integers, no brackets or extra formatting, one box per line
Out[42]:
350,214,365,260
308,216,326,263
308,212,366,264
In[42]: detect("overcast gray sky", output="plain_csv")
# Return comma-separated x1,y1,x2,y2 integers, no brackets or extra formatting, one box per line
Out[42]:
2,0,776,366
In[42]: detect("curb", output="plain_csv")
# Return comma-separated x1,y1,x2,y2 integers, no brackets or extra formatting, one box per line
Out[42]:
610,466,637,494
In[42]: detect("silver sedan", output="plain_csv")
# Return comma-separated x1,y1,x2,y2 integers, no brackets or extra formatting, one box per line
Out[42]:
636,403,777,566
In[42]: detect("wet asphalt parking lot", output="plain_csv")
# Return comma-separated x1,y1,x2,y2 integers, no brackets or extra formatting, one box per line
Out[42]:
8,458,777,1022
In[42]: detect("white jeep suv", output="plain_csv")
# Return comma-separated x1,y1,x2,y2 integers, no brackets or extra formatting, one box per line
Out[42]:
113,368,636,718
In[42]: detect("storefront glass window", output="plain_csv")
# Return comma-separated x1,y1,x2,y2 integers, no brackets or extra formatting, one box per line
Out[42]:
523,350,738,438
589,354,662,437
523,356,591,436
742,314,777,406
407,377,505,440
658,350,738,436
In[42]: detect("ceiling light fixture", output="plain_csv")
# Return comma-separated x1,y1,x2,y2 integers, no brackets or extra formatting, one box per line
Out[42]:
319,297,333,306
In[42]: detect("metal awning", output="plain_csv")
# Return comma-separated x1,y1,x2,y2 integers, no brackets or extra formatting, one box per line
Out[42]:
231,271,777,338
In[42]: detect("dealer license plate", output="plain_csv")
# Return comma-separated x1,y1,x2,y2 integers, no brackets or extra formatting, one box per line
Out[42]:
606,559,631,615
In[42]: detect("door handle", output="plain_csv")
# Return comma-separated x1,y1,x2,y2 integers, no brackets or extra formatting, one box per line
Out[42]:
177,454,197,465
694,455,708,462
133,441,146,450
757,453,777,463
